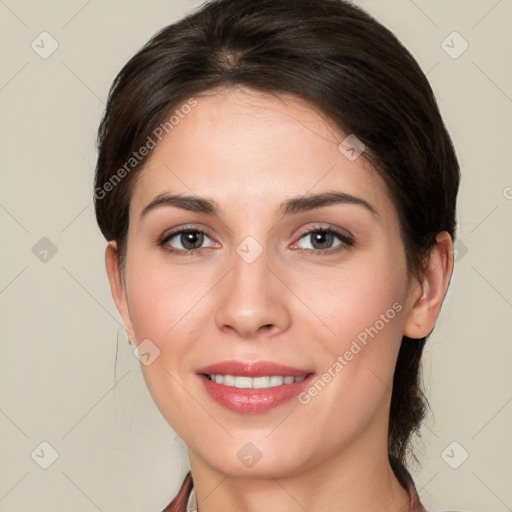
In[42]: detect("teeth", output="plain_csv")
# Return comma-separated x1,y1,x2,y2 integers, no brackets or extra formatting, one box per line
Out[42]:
223,375,235,386
269,376,284,386
253,376,270,388
207,374,308,389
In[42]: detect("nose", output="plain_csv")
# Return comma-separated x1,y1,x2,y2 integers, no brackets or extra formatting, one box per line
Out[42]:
215,244,292,339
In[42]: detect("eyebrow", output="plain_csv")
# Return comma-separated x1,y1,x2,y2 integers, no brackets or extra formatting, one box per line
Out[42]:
140,191,378,219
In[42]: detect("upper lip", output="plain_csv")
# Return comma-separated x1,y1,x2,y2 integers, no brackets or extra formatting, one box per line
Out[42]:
196,360,314,378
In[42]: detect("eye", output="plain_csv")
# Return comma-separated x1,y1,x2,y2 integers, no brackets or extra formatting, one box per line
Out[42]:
157,225,354,256
158,228,218,255
293,226,354,254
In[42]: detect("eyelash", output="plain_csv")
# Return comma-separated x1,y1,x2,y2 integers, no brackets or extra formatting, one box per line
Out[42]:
157,224,355,257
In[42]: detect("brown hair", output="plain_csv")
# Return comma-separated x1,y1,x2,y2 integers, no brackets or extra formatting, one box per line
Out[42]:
94,0,460,489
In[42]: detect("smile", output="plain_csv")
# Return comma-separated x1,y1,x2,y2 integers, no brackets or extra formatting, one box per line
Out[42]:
203,374,308,388
196,360,315,413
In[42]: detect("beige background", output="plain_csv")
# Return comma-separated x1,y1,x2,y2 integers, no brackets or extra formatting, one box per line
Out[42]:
1,0,511,510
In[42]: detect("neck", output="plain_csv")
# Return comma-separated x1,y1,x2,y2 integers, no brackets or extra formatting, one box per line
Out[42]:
187,423,410,512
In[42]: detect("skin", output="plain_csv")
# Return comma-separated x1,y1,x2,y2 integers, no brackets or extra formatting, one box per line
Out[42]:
105,87,453,512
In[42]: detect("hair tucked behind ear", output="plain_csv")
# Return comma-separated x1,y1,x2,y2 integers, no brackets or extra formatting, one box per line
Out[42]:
389,337,428,488
94,0,460,485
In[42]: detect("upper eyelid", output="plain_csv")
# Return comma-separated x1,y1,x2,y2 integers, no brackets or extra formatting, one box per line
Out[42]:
296,223,352,238
161,224,214,238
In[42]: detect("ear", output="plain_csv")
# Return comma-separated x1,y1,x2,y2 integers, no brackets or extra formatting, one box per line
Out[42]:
105,241,135,342
403,231,454,339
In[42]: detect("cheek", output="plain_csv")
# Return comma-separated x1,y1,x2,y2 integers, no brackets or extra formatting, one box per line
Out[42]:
125,253,211,343
306,251,407,346
123,257,208,431
300,249,408,409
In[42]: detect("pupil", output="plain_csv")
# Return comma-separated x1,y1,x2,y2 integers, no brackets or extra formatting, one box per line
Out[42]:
313,231,332,249
182,231,203,250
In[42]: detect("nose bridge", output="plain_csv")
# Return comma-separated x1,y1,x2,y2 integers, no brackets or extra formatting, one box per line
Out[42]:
232,236,270,294
214,234,290,337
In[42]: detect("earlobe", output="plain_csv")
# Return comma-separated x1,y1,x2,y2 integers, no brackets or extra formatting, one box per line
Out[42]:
403,231,454,340
105,241,136,342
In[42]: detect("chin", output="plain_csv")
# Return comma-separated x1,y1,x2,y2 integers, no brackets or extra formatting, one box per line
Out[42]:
188,435,323,480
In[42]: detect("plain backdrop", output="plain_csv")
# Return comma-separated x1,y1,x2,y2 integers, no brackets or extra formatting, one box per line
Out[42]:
1,1,511,511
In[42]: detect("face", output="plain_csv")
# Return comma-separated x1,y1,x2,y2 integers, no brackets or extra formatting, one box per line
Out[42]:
110,88,425,478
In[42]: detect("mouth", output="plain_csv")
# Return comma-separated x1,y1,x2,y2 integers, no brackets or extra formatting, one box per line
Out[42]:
202,373,308,388
196,360,315,413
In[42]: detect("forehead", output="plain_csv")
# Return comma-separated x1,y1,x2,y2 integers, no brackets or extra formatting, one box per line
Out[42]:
129,88,394,222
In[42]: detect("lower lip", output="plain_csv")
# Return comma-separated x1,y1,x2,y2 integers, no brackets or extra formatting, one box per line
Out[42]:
198,374,315,413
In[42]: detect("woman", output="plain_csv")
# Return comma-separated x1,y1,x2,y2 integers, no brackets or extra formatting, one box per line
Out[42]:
94,0,460,510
